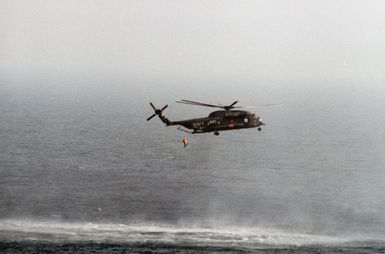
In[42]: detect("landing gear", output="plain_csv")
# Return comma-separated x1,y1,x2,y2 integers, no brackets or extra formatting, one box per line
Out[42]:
258,127,262,131
214,131,220,136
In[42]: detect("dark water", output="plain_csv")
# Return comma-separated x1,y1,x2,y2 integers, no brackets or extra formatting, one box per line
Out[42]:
1,78,385,253
1,241,385,254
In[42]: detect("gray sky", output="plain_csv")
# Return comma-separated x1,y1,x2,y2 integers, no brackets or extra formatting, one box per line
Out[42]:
1,0,385,85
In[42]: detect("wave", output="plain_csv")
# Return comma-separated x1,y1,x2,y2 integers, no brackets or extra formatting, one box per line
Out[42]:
0,219,383,249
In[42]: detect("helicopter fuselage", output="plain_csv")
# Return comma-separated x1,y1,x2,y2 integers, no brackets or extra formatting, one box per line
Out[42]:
169,110,264,134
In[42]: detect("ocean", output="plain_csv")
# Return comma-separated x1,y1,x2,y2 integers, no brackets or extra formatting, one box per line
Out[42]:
1,78,385,253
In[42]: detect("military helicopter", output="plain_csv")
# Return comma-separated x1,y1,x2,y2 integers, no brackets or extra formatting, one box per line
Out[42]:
147,99,274,136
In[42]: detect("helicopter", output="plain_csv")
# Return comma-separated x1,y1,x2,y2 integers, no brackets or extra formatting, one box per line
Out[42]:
147,99,272,136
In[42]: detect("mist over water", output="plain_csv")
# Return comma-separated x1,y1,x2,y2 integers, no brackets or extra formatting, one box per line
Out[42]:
1,76,385,250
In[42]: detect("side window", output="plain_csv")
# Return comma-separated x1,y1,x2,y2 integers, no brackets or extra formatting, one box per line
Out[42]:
208,119,217,125
244,118,248,123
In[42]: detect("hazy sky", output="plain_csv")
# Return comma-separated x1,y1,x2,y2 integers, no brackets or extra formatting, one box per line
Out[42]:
1,0,385,84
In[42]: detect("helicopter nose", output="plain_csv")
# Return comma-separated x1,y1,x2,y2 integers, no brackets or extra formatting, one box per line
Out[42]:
259,117,265,125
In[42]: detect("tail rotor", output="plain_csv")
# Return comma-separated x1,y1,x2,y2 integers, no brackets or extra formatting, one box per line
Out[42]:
147,103,168,121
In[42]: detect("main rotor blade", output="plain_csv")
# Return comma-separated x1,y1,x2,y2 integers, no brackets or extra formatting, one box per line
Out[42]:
161,105,168,111
179,99,221,108
228,101,239,108
147,114,156,121
176,100,221,108
241,103,283,109
149,102,156,110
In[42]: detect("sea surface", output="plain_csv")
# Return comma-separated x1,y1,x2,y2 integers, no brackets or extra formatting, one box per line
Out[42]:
1,78,385,253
